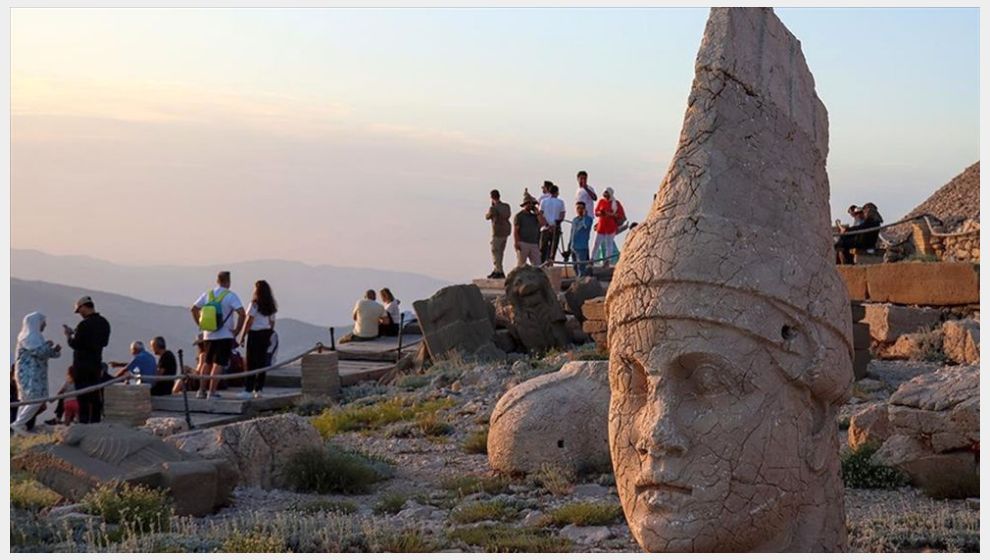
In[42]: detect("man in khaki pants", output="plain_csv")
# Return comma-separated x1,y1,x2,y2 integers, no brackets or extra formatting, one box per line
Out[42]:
514,192,544,268
486,189,512,279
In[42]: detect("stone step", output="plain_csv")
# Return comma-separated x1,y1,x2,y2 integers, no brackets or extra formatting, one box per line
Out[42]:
151,387,301,415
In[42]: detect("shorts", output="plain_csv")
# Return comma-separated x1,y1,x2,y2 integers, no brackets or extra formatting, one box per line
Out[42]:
204,338,234,367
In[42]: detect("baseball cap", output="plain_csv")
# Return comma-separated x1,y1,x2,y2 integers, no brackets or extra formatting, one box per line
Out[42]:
74,296,94,313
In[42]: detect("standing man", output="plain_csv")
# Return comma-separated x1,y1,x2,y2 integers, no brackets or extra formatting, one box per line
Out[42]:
63,296,111,424
485,189,512,279
191,271,246,399
538,183,566,265
150,336,178,397
571,201,594,277
514,192,544,268
575,170,598,210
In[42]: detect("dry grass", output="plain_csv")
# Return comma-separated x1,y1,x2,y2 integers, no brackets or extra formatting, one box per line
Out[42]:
10,474,61,511
448,525,572,552
461,428,489,454
530,463,575,496
849,507,979,552
542,501,624,527
311,396,454,438
450,499,520,524
440,474,512,497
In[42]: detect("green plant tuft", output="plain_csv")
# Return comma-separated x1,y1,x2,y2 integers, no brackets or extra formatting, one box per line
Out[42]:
293,499,358,515
373,492,409,515
440,475,511,497
311,396,454,438
841,444,910,489
221,532,288,553
542,501,623,527
10,475,61,511
448,525,572,553
461,428,489,455
82,481,173,533
283,445,391,495
530,463,575,496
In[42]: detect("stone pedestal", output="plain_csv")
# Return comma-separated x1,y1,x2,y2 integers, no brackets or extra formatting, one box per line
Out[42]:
103,383,152,427
301,352,340,398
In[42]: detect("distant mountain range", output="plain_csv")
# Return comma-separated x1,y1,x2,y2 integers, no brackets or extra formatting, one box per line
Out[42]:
10,277,333,397
11,249,450,327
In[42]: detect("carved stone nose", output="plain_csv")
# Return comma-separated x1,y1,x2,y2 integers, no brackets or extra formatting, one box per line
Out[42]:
650,413,688,457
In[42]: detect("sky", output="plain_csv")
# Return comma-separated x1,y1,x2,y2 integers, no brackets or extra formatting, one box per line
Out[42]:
10,7,979,282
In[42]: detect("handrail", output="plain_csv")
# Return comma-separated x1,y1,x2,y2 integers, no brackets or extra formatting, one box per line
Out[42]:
10,342,329,408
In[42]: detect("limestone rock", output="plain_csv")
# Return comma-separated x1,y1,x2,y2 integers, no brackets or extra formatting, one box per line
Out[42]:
413,284,505,362
847,402,890,450
499,266,571,353
604,8,851,553
581,297,607,321
488,361,610,475
11,423,234,516
874,366,979,498
166,413,322,490
560,524,612,545
865,262,979,306
564,277,605,322
862,304,941,343
942,319,979,364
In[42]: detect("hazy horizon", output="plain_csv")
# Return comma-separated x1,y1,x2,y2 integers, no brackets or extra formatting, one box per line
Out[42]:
11,7,979,281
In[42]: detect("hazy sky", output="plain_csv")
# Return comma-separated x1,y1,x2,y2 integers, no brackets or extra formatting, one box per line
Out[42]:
11,7,978,282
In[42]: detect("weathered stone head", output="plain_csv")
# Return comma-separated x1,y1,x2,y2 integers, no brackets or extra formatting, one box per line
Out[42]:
500,266,570,352
605,8,853,552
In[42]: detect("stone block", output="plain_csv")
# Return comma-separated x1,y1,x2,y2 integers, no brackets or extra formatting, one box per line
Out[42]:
413,284,504,362
103,383,152,427
836,265,868,301
865,262,979,305
581,296,607,322
848,402,889,450
853,347,870,380
852,323,870,349
862,303,941,343
301,351,340,398
942,319,980,365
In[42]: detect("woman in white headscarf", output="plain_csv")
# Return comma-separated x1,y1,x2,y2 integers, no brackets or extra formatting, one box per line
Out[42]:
11,312,61,434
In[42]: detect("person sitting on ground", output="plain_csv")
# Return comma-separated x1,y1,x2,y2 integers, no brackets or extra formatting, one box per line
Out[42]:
571,201,594,277
239,280,278,399
835,202,884,264
378,288,401,337
191,271,246,399
149,336,177,397
514,191,545,268
340,289,387,344
112,340,158,380
54,367,80,425
12,312,61,435
173,335,206,395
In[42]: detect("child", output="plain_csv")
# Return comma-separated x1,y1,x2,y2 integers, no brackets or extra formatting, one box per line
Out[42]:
59,367,80,425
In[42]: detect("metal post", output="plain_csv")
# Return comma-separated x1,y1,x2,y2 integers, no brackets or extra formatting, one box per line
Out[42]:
329,327,336,351
177,349,194,430
395,312,405,363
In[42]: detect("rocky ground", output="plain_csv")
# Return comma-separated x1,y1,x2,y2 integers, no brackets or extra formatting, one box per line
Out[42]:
10,348,980,553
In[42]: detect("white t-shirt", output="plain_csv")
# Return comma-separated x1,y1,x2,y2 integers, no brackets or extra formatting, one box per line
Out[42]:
575,185,597,209
249,303,276,331
539,196,565,229
194,287,244,340
353,298,386,338
384,300,401,324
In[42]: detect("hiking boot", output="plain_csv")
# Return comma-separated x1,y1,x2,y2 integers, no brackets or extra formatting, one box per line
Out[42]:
492,271,505,279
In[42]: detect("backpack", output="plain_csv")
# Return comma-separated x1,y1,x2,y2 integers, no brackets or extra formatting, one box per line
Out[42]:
198,289,230,332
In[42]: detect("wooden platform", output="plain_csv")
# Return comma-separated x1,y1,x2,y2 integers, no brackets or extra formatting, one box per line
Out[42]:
151,386,301,415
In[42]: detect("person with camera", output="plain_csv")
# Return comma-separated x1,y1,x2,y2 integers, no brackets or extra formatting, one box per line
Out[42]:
485,189,512,279
63,296,111,423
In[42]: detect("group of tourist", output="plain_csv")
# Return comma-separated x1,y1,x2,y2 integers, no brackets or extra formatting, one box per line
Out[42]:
485,171,628,278
834,202,884,264
339,287,403,343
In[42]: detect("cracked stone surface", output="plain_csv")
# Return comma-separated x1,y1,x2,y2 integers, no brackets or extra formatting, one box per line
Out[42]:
166,413,323,490
496,266,571,353
604,7,853,552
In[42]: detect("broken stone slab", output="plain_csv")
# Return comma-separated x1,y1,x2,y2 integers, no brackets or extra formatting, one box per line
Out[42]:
11,423,235,517
488,361,610,476
413,284,505,362
862,303,941,343
165,413,323,490
604,7,851,552
865,262,980,306
560,524,612,546
942,319,979,365
847,402,891,450
581,297,607,322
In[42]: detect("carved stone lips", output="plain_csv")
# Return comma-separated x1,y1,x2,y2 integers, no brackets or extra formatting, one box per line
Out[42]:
636,481,693,496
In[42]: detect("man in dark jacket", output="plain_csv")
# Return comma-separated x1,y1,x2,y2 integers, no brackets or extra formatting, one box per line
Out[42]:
63,296,111,423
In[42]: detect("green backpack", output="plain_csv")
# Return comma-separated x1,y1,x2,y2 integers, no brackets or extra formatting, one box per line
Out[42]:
199,289,230,332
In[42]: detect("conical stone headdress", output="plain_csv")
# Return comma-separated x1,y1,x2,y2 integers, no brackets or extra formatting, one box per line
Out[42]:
607,8,852,405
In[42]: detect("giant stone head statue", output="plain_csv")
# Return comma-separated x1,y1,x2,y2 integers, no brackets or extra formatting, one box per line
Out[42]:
605,8,853,552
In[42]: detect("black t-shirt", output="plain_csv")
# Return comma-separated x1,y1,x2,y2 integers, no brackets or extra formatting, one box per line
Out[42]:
69,313,111,372
514,211,541,244
157,350,178,377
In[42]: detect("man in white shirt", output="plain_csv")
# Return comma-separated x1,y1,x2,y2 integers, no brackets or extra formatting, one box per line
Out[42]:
341,289,387,343
575,170,598,209
539,183,566,265
191,271,246,399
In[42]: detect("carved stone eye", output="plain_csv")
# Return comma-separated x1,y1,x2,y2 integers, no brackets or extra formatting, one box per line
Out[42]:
693,363,723,393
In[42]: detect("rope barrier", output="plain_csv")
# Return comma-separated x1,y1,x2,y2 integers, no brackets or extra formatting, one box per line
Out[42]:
10,342,329,409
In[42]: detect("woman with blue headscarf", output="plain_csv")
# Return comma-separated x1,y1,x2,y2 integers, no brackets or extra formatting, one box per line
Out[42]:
11,312,61,434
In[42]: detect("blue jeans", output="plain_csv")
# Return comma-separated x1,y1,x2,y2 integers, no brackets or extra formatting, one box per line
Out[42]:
574,247,590,276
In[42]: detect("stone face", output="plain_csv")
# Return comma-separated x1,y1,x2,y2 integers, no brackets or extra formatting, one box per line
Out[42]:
862,303,941,343
564,277,606,322
498,266,571,353
873,366,979,498
487,361,610,476
942,319,979,365
166,413,323,490
11,423,234,516
413,284,505,362
605,8,851,553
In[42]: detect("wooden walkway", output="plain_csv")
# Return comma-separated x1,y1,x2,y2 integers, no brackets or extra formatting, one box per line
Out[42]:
148,334,422,429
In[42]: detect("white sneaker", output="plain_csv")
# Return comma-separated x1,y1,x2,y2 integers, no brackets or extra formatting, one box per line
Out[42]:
11,425,29,437
252,391,261,399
